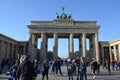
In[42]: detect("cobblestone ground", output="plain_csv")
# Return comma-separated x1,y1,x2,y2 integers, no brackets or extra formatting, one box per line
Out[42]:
1,66,120,80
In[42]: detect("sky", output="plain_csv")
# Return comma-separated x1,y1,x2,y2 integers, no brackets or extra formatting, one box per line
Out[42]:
0,0,120,58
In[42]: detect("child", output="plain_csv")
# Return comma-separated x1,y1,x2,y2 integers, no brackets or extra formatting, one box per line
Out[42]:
68,62,74,80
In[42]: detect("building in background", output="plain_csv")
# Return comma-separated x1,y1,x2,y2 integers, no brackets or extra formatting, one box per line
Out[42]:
0,10,120,68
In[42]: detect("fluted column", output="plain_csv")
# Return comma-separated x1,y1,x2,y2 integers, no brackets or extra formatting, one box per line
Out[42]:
0,41,2,65
95,33,99,61
69,33,74,59
53,33,58,59
31,34,37,60
23,46,26,55
0,41,4,68
109,46,112,61
81,33,86,57
41,33,47,61
6,43,10,59
31,34,36,60
4,43,7,59
118,44,120,60
114,45,117,61
16,45,19,59
11,44,14,59
28,34,31,58
101,46,105,62
79,36,82,57
91,34,96,59
89,36,93,59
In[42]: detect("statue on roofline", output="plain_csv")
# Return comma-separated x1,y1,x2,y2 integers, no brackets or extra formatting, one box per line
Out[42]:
56,7,72,19
56,13,59,19
68,14,72,19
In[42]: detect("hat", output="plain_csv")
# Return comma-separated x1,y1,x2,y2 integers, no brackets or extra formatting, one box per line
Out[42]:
80,56,85,60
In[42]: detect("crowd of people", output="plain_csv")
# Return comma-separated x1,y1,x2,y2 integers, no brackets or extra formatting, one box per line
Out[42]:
42,57,102,80
0,55,39,80
0,55,120,80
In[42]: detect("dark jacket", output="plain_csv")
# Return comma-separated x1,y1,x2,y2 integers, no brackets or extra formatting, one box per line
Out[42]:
43,63,50,72
17,60,34,80
91,61,98,70
79,62,87,71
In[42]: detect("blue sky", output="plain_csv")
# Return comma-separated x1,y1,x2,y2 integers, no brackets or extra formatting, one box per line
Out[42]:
0,0,120,58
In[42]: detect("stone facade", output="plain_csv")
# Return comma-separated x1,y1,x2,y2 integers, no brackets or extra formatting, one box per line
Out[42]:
0,33,28,69
109,39,120,61
99,39,120,64
27,19,100,62
0,19,120,67
99,41,110,64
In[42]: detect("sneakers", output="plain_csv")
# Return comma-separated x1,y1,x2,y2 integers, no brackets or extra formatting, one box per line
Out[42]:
93,75,96,79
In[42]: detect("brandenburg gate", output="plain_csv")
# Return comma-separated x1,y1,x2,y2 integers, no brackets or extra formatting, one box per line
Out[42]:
27,10,100,61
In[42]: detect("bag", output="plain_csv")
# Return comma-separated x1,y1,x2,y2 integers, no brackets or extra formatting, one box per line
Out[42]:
8,76,15,80
35,69,41,74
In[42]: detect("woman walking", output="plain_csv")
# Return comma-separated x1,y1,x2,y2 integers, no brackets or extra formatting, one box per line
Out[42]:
42,60,50,80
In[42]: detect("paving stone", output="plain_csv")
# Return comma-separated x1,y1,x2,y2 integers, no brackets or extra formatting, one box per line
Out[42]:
1,66,120,80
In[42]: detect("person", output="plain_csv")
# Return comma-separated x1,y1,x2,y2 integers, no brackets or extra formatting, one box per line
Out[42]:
16,55,34,80
111,60,114,71
72,59,76,76
55,58,63,76
68,62,74,80
42,60,50,80
97,60,100,74
33,59,39,80
75,58,80,80
103,60,107,69
114,61,118,71
0,58,5,74
118,61,120,71
79,57,87,80
107,60,111,74
91,59,98,79
50,59,56,76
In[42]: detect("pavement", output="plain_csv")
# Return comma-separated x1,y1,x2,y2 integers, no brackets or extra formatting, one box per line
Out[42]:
1,66,120,80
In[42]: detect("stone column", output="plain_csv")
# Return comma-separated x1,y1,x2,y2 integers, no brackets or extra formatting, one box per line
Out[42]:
16,45,19,59
11,44,14,59
28,34,32,59
69,33,74,59
4,43,7,59
41,33,47,61
118,44,120,60
79,36,82,57
0,41,4,68
6,43,10,59
0,41,1,69
23,46,26,55
114,45,117,61
91,34,96,59
95,33,99,61
53,33,58,59
101,46,105,62
81,33,86,57
89,36,94,59
109,46,112,61
31,34,37,60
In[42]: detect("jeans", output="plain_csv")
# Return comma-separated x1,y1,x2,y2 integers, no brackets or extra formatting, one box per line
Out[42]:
80,70,87,80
